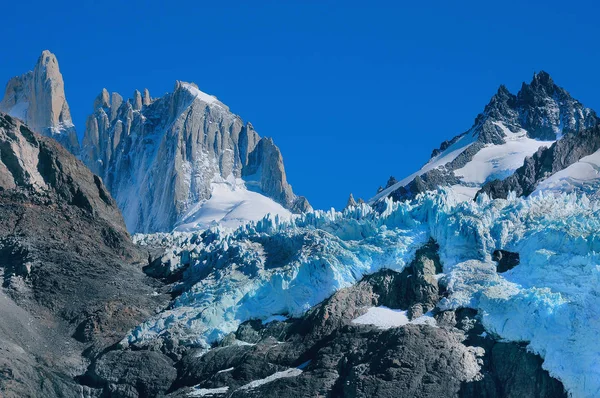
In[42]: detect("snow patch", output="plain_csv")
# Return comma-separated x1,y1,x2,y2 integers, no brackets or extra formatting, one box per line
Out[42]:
262,315,288,325
454,122,554,185
188,386,229,397
181,82,222,107
238,365,306,391
352,306,410,329
352,307,437,329
175,179,292,231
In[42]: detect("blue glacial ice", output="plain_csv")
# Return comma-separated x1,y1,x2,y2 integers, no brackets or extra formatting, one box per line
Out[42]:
129,189,600,397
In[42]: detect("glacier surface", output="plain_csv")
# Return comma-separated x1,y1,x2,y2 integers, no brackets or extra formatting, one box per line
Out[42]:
131,189,600,397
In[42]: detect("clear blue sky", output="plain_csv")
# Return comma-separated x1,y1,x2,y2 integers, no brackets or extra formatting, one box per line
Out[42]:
2,0,600,210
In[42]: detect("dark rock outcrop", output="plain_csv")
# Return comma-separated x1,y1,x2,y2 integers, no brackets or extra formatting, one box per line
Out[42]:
479,124,600,199
492,250,520,273
0,113,170,397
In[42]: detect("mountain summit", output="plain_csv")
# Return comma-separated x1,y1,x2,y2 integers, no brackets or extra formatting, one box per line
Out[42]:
371,71,598,203
82,80,311,233
0,50,79,154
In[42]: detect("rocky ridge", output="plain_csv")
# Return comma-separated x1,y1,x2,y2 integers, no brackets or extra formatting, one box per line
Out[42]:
478,124,600,199
0,112,169,397
373,71,598,203
81,81,310,233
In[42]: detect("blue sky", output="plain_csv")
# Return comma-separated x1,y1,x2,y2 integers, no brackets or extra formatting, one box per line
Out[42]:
2,0,600,210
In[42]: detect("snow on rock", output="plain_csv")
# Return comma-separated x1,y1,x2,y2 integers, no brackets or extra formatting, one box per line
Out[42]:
188,386,229,397
454,122,554,185
175,178,292,231
352,306,410,329
180,82,226,109
262,315,289,325
129,189,600,397
352,307,437,329
534,148,600,196
237,366,304,391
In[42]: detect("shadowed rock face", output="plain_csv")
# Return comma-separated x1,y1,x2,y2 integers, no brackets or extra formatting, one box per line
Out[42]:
0,113,169,397
492,250,520,273
0,50,80,154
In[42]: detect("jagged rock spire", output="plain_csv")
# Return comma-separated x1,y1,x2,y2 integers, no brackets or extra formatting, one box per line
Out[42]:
0,50,80,154
143,88,151,106
345,193,358,209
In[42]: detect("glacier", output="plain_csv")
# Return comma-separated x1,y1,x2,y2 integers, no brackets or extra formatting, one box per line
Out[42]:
130,189,600,397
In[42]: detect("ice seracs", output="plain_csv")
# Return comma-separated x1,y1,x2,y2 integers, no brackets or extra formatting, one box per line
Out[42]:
127,188,600,397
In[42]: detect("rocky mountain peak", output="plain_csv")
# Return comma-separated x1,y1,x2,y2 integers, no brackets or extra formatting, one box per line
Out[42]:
82,79,310,232
143,88,151,105
93,88,110,110
345,193,357,209
0,50,79,154
515,71,597,140
374,71,599,204
132,89,143,111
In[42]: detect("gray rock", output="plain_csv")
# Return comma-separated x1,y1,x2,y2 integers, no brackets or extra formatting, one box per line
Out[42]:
0,112,170,397
88,350,176,397
379,72,597,203
0,50,80,154
82,81,310,233
479,124,600,199
345,193,358,209
143,88,151,106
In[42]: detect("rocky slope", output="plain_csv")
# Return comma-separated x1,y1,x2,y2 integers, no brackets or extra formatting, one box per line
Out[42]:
0,50,79,154
122,233,566,398
81,81,310,233
478,124,600,198
371,71,598,203
0,112,169,397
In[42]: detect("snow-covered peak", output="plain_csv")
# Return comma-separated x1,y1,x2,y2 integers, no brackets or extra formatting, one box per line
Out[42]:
371,71,597,204
174,81,230,111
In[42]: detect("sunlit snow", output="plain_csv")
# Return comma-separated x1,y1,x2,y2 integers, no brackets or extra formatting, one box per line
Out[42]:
534,148,600,196
454,122,554,184
175,179,292,231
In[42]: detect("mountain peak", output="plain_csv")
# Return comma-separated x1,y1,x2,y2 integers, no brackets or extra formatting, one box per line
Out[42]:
0,50,79,154
531,70,554,87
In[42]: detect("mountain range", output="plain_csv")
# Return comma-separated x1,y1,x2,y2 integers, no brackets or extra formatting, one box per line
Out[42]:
1,51,309,233
1,51,600,397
